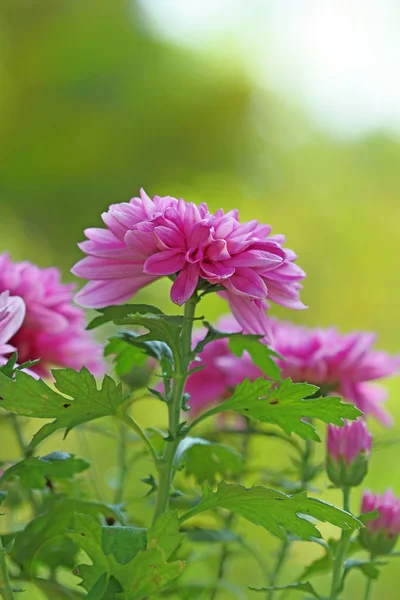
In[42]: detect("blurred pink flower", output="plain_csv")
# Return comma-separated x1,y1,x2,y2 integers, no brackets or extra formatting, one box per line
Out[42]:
270,319,400,426
362,490,400,536
327,420,371,464
72,189,306,339
184,316,261,416
0,290,26,359
0,254,105,378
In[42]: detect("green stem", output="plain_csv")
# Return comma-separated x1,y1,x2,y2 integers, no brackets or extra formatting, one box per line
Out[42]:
152,294,197,524
328,487,351,600
0,537,15,600
9,415,38,513
266,540,290,600
364,576,373,600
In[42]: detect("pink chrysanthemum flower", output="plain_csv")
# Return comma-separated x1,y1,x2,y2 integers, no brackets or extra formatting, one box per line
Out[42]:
71,189,306,339
0,254,105,378
270,319,400,426
0,290,26,361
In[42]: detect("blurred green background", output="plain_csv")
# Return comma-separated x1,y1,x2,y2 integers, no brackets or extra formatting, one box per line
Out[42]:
1,1,400,598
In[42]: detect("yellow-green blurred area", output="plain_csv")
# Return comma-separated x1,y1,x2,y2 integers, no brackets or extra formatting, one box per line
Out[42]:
1,1,400,598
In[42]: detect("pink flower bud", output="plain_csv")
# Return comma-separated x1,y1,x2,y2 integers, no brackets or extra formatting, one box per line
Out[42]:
360,489,400,555
327,420,372,464
326,420,371,487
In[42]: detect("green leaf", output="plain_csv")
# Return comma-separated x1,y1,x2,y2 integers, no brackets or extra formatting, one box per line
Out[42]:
0,353,40,378
87,304,163,330
176,437,243,484
0,492,6,506
180,481,362,541
102,526,147,565
0,452,90,489
88,305,201,353
116,332,173,364
196,378,362,441
10,498,124,574
69,512,184,600
0,367,126,450
228,335,281,381
193,324,281,381
32,578,86,600
250,582,321,598
147,511,184,560
105,338,148,377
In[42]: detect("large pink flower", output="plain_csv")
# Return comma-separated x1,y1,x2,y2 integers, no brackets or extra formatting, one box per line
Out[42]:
0,254,105,378
0,291,26,360
270,319,400,426
71,190,306,339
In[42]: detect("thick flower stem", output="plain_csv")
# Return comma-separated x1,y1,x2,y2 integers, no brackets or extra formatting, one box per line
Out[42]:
152,295,197,524
0,537,15,600
328,487,352,600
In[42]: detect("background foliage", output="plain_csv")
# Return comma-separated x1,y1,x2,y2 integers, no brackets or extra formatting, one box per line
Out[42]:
0,1,399,597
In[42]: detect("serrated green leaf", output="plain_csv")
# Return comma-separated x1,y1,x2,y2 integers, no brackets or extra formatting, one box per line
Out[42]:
148,511,184,559
176,437,243,484
87,304,163,330
180,481,362,541
228,336,281,381
10,498,124,574
102,526,147,565
0,452,90,489
194,378,362,441
0,367,126,450
250,581,321,598
69,512,184,600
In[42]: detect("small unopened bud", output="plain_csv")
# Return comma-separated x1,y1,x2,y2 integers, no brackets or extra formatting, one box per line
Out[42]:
326,420,371,487
359,489,400,556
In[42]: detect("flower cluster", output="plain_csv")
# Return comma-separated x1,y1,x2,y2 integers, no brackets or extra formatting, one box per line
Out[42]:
0,253,105,377
270,319,400,426
72,189,306,339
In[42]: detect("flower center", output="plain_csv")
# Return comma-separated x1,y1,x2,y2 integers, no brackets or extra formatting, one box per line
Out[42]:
185,247,204,263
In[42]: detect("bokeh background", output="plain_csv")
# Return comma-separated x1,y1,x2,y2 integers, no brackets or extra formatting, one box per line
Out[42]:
1,1,400,598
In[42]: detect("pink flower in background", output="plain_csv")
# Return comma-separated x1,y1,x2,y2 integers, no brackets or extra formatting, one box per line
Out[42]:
270,319,400,426
72,189,306,339
361,490,400,536
327,420,372,464
0,291,26,360
0,254,105,378
184,316,261,416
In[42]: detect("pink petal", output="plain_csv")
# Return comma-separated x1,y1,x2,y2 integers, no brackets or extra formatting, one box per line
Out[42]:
225,268,267,299
71,256,144,280
170,263,199,305
74,277,154,308
0,292,26,345
143,250,186,276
